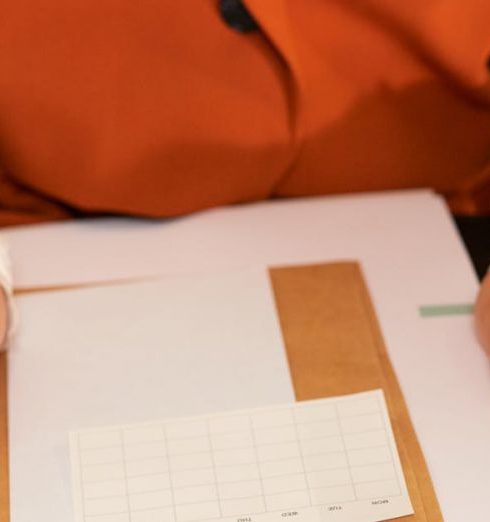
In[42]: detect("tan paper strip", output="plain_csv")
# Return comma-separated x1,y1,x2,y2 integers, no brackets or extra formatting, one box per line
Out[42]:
269,262,442,521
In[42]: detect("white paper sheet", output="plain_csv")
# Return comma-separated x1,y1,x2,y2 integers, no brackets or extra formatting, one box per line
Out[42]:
4,190,478,303
69,390,413,522
9,269,294,522
7,190,490,521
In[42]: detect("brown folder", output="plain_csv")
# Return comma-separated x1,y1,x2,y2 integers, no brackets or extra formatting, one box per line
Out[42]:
269,262,442,521
0,261,441,521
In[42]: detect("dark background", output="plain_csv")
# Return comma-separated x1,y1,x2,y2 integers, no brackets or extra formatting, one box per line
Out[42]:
454,215,490,280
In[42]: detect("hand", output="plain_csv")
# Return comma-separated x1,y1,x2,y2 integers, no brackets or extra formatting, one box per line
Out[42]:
0,288,7,349
475,272,490,354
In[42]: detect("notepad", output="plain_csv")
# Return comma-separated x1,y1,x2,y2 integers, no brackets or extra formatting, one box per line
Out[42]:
69,390,413,522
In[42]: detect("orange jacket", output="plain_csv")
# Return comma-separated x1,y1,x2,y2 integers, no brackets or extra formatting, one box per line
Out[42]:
1,0,489,225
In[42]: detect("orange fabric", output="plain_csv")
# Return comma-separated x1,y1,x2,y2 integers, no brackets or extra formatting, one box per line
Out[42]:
0,0,489,226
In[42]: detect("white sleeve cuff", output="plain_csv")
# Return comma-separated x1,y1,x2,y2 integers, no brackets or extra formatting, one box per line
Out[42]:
0,238,14,349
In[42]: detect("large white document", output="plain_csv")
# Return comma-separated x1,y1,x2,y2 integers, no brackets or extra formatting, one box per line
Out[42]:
6,191,490,521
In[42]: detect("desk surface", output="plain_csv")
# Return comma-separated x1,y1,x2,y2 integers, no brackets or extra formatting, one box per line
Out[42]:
5,190,490,522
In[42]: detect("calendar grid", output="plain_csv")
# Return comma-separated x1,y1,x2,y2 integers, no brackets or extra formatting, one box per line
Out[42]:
119,430,132,521
161,424,178,522
248,414,267,514
76,434,86,521
206,418,223,518
71,390,412,522
290,407,312,508
376,394,402,497
334,402,357,501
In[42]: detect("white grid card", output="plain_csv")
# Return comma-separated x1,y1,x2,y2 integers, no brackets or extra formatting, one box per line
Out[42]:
69,389,413,522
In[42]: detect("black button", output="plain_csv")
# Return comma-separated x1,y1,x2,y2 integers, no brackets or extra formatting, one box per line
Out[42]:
219,0,259,33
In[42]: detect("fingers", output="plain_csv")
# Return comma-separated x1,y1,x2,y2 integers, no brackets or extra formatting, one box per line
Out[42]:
475,271,490,354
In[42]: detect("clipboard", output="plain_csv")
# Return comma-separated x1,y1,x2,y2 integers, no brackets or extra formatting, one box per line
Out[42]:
0,261,441,521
